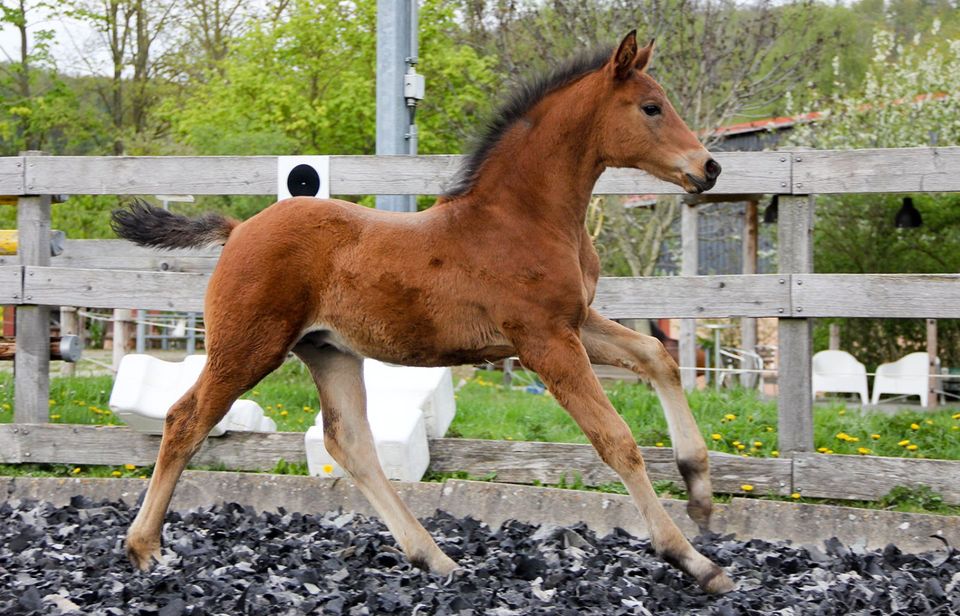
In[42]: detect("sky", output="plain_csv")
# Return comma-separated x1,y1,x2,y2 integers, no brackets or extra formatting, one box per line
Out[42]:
0,7,109,76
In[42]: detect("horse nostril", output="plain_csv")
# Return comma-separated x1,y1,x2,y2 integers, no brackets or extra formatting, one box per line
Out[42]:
705,158,721,181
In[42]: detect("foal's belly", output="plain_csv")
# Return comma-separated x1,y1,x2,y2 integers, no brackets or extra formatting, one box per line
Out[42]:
302,318,516,368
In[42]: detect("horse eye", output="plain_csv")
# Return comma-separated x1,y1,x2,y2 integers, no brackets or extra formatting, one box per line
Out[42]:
642,104,662,117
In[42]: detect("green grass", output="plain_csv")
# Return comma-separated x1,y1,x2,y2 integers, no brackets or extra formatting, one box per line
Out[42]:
453,370,960,461
1,364,957,460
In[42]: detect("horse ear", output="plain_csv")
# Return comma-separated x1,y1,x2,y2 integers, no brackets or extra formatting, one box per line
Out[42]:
612,30,639,80
635,38,655,73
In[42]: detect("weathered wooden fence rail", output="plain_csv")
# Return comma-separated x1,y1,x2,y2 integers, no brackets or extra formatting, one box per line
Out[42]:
2,148,960,504
2,425,958,505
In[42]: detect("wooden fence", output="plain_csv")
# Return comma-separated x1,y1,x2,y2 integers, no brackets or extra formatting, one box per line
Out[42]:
2,148,960,504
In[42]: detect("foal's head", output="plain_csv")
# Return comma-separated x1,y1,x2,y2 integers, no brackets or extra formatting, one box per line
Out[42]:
596,31,721,193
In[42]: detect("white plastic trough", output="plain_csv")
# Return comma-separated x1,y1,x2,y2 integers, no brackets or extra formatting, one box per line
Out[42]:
304,360,457,482
109,354,276,437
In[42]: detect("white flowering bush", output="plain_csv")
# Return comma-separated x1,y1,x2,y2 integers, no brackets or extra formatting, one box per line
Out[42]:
789,21,960,149
787,22,960,367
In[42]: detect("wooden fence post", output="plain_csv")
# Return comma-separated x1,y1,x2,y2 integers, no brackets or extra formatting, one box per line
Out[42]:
112,308,135,371
740,199,759,388
679,202,698,390
14,151,51,424
777,194,814,453
927,319,938,408
828,323,840,350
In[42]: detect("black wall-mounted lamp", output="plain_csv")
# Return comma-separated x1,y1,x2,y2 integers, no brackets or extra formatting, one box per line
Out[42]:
894,197,922,229
763,194,779,224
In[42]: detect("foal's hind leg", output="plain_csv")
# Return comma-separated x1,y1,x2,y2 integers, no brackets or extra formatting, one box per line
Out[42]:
515,325,733,593
294,342,458,574
580,309,714,532
126,348,287,570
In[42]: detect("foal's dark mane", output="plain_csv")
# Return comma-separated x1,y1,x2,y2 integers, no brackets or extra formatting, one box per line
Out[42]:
444,46,614,198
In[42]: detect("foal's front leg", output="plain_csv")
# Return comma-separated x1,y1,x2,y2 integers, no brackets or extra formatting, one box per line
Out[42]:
580,309,714,532
515,326,733,594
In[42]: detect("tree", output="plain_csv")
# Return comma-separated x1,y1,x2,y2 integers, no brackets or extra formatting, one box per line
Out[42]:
787,22,960,366
0,0,90,154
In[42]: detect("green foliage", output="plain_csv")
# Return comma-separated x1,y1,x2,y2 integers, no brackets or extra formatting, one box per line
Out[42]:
879,484,949,514
787,22,960,367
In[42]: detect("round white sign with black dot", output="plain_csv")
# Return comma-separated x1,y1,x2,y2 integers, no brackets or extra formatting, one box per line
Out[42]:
277,156,330,200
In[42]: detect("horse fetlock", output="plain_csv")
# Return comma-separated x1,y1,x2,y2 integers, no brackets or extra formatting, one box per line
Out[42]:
686,497,713,534
409,549,459,576
126,533,162,571
660,544,733,594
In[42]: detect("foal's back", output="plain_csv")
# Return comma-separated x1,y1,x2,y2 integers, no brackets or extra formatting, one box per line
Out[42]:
204,196,536,366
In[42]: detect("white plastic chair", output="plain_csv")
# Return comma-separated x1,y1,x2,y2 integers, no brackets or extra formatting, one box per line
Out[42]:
812,350,869,404
871,352,936,407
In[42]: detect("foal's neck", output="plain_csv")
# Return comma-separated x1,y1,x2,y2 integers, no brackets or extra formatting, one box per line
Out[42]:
469,78,605,235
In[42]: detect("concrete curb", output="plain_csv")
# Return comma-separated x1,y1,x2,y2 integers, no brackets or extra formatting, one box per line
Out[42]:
3,471,957,554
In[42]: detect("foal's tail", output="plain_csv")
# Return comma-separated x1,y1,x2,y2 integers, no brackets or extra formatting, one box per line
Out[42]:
111,199,239,250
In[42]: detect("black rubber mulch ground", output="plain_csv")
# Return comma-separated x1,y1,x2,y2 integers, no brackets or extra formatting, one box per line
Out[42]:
1,497,958,615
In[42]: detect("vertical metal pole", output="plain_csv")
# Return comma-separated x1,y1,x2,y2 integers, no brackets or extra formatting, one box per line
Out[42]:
14,150,52,423
777,195,815,453
679,202,698,390
376,0,415,212
60,306,78,377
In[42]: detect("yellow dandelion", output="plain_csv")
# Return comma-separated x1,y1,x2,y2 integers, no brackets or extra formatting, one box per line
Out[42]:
50,414,61,420
303,406,312,412
825,449,834,454
849,436,859,442
952,413,960,420
2,403,10,410
321,464,334,474
790,492,801,499
724,414,736,421
139,475,147,479
910,423,920,430
753,441,763,448
766,426,774,432
711,433,722,441
952,426,959,431
280,410,288,417
907,444,918,451
857,447,871,455
741,484,754,492
925,419,934,425
732,440,741,446
252,390,260,396
125,464,136,471
276,403,283,408
817,447,828,453
898,439,910,447
871,434,881,440
736,443,745,450
655,442,664,447
111,471,122,477
49,399,56,405
771,451,780,458
72,467,81,474
836,432,850,441
838,409,846,416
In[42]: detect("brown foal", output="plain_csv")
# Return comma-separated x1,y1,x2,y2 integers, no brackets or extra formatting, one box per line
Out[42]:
112,31,732,593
